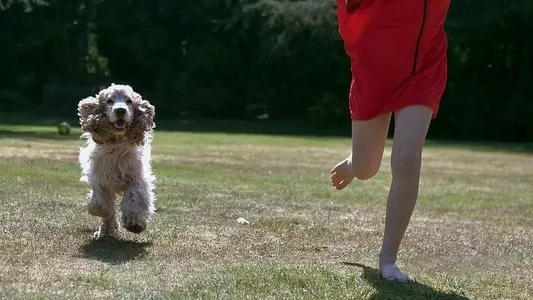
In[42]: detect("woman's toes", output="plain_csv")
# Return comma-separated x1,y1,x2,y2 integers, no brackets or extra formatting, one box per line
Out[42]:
335,181,345,190
331,174,341,185
395,272,410,283
380,264,410,283
382,273,395,281
331,158,356,189
336,179,351,190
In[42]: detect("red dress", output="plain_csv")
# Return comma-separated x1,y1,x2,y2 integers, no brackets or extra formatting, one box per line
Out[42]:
337,0,451,120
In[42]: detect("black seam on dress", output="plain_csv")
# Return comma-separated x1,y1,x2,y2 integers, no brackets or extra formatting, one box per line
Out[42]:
412,0,428,75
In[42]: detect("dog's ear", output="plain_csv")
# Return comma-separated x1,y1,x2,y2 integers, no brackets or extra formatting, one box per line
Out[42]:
138,99,155,130
78,96,112,144
78,96,99,126
126,99,155,145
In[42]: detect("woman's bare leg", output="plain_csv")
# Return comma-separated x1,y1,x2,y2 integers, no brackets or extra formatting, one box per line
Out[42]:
379,105,433,282
330,113,391,190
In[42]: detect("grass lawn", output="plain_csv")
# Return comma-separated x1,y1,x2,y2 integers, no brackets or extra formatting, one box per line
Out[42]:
0,121,532,299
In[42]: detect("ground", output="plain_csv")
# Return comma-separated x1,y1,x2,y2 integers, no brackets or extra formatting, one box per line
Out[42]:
0,121,532,299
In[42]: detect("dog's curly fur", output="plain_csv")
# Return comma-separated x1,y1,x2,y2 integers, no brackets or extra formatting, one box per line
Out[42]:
78,84,155,238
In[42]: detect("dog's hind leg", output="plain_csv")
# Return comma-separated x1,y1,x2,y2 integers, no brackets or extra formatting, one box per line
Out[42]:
121,182,154,234
88,187,118,239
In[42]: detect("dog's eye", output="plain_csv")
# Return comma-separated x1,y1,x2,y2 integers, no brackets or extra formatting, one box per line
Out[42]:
106,99,114,105
126,99,133,104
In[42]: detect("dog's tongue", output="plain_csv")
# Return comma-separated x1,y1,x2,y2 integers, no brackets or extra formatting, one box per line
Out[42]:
115,119,126,128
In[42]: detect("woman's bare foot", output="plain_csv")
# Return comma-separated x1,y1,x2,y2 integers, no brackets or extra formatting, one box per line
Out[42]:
330,157,356,190
379,263,410,282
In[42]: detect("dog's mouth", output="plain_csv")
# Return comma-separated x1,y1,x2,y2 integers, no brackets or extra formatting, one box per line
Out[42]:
113,119,128,130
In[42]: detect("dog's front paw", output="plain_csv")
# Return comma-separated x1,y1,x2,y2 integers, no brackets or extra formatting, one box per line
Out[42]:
93,218,119,239
92,229,106,240
122,214,147,234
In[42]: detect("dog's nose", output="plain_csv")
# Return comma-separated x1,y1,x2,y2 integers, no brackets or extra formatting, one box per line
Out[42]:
115,108,127,116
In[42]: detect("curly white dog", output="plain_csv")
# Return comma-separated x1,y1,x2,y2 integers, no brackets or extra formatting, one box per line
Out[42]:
78,84,155,238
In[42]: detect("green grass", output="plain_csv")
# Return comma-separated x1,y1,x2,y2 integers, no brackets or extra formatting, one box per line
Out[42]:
0,122,532,299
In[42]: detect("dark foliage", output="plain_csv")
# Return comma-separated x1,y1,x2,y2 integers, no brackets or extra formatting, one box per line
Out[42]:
0,0,531,140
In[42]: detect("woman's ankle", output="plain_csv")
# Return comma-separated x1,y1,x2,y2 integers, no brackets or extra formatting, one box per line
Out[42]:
378,251,396,267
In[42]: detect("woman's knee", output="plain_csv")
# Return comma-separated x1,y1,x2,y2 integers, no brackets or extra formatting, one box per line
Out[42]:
391,150,422,176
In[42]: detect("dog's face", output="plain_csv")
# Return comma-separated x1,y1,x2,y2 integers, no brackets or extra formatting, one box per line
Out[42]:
101,87,135,133
78,84,155,145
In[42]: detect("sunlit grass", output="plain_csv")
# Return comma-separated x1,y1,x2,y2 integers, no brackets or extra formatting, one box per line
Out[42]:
0,123,532,299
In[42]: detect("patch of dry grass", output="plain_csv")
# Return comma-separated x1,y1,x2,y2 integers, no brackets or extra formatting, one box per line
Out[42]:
0,124,532,299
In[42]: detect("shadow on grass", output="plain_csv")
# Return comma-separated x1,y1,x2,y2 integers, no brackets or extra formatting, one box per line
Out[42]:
342,262,469,300
80,236,152,265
